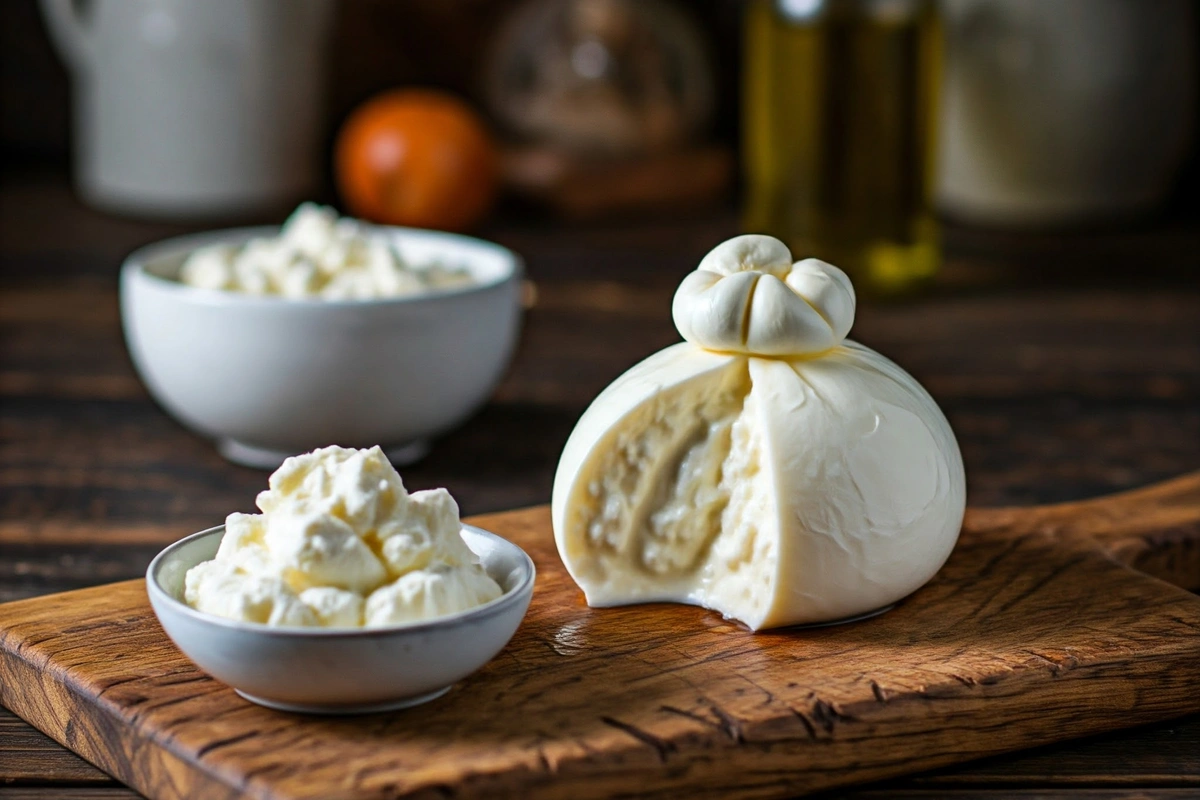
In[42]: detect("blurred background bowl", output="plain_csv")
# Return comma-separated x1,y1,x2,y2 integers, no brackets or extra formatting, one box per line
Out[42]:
120,225,523,468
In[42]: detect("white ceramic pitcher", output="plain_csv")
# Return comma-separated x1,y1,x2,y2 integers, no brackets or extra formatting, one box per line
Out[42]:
41,0,335,218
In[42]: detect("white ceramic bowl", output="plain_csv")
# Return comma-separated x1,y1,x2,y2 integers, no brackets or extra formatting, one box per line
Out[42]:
120,226,523,468
147,524,535,714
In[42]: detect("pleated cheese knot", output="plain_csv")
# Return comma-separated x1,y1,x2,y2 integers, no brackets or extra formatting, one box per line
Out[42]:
672,235,856,356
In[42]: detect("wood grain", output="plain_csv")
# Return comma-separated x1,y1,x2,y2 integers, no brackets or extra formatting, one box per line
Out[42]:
0,711,107,784
2,474,1199,800
966,471,1200,591
6,709,1198,797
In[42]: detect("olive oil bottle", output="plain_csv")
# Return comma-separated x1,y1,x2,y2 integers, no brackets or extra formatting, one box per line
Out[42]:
743,0,942,294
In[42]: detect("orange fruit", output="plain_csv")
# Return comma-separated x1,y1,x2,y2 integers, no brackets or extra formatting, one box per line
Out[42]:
334,89,498,232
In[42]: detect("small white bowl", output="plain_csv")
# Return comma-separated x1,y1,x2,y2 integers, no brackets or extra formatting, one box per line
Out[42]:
146,525,535,714
120,226,523,468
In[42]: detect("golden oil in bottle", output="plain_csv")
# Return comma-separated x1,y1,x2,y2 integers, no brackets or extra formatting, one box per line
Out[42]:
743,0,942,294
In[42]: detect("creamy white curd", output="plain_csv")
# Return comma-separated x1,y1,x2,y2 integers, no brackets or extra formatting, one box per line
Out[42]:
179,203,475,300
185,445,502,628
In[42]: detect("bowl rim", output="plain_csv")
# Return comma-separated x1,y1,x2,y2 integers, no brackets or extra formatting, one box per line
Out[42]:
146,523,537,638
121,223,524,310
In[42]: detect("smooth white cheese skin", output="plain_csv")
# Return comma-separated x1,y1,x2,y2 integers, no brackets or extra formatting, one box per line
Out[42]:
738,347,962,627
552,235,966,630
184,445,501,628
178,203,474,300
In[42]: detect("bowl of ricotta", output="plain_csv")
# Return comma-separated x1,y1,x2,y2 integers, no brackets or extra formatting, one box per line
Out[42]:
147,445,535,714
120,203,523,468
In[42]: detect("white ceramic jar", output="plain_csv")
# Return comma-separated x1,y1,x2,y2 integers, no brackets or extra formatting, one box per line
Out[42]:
41,0,335,218
937,0,1197,226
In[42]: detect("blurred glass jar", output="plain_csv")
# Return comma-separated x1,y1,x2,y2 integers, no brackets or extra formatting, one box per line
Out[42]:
743,0,942,294
485,0,714,158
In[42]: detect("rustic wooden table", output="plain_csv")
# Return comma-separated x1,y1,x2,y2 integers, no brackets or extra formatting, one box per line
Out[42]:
1,173,1198,799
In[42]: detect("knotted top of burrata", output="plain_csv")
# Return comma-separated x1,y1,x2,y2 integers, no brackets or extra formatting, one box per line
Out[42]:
672,235,856,356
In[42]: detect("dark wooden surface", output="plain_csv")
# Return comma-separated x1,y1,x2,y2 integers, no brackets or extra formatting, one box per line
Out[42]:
1,172,1199,797
2,478,1200,800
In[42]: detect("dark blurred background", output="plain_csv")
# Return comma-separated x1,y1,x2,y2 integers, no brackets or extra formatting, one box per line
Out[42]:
0,0,742,201
7,1,738,155
4,0,1198,230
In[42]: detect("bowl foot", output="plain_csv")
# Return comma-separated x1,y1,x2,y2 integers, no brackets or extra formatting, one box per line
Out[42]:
217,439,431,470
235,685,451,715
384,439,431,466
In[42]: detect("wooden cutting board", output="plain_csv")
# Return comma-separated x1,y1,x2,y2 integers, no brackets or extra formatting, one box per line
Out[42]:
2,473,1199,800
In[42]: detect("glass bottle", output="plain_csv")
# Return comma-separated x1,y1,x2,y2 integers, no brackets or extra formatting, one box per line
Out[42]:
743,0,942,294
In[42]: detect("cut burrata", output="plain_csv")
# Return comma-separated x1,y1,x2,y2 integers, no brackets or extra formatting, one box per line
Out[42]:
551,235,965,630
